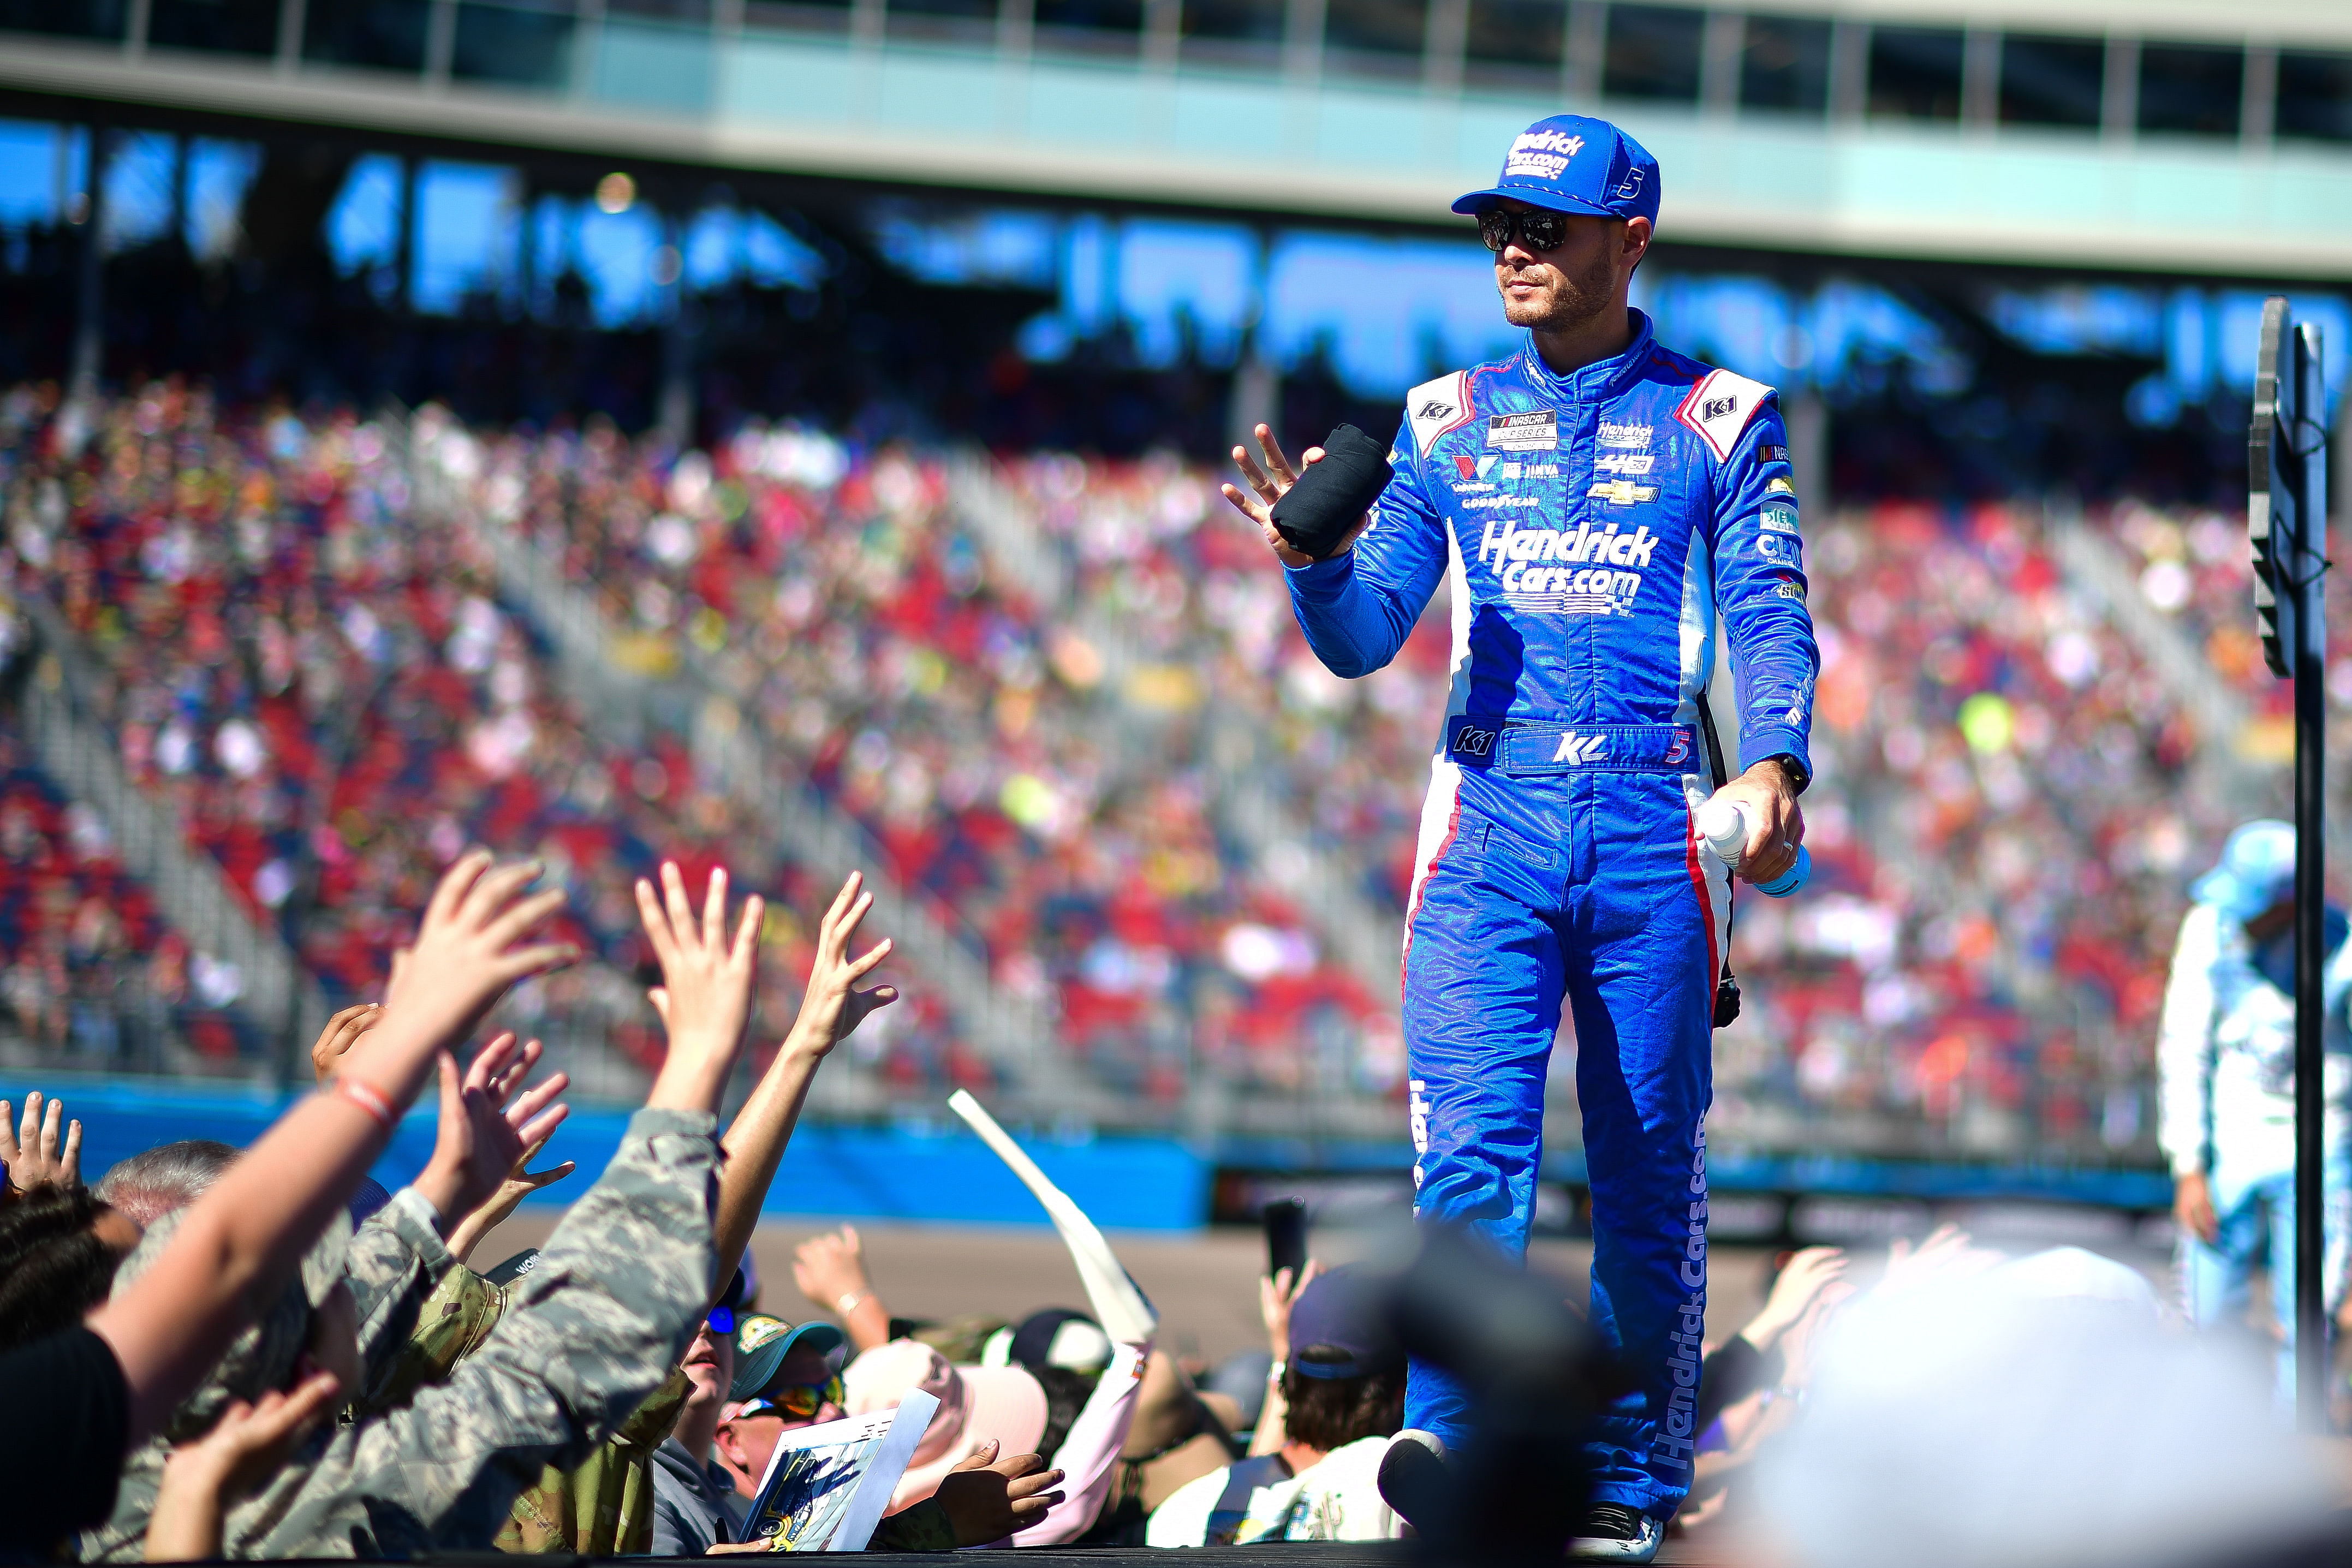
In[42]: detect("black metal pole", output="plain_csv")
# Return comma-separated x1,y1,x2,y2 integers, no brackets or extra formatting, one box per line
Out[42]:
2294,562,2325,1426
70,121,110,400
2293,320,2329,1430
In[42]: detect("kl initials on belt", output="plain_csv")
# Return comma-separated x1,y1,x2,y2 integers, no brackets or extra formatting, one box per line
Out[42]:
1446,718,1696,775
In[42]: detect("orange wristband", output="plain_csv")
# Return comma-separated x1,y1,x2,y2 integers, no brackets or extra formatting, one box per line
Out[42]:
329,1077,396,1132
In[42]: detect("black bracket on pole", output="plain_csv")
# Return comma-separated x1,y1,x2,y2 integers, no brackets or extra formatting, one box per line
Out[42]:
2250,296,2330,1430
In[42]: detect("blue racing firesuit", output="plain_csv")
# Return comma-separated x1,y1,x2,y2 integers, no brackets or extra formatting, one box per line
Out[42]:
1283,309,1818,1520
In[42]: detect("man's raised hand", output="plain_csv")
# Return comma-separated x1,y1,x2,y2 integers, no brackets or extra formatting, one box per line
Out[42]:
308,1004,382,1087
785,871,898,1058
413,1032,570,1233
445,1120,577,1267
1222,424,1366,569
382,850,576,1049
1,1090,81,1193
637,861,764,1113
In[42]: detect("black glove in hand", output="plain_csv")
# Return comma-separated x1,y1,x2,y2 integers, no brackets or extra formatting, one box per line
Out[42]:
1270,424,1392,561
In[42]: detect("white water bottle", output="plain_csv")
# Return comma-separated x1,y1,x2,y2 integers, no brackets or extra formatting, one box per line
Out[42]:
1696,799,1810,898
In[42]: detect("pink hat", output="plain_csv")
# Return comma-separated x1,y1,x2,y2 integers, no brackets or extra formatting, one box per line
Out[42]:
844,1339,1049,1512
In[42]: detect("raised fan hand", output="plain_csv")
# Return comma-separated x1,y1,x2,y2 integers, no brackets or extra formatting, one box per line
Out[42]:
0,1090,81,1193
783,871,899,1057
413,1031,571,1232
379,849,577,1051
636,862,765,1114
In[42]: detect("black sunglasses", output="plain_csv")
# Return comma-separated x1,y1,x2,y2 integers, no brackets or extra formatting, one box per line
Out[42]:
1478,206,1573,254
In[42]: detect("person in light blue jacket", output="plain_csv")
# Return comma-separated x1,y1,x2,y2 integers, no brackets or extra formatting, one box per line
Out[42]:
2158,819,2352,1405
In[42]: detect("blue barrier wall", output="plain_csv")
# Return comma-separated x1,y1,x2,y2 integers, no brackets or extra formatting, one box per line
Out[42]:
10,1076,2170,1223
18,1078,1212,1231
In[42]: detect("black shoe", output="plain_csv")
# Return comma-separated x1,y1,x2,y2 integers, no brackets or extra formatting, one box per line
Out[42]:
1566,1502,1663,1562
1375,1429,1449,1533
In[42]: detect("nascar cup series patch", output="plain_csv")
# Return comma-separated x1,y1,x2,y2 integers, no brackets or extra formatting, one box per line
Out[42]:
1486,410,1558,452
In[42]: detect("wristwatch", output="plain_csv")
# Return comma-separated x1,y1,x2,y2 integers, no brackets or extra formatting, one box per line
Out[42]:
1760,753,1811,795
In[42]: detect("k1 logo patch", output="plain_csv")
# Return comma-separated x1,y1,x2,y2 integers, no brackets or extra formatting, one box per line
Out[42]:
1404,370,1474,456
1675,368,1775,462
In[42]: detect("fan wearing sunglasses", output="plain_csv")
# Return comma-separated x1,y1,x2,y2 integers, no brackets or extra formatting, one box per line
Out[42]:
1223,111,1818,1564
709,1314,1069,1552
712,1314,850,1500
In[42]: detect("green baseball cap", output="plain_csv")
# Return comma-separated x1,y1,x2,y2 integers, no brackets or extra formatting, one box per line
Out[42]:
730,1314,848,1403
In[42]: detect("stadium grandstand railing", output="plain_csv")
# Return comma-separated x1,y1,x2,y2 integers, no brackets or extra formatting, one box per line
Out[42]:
9,591,330,1069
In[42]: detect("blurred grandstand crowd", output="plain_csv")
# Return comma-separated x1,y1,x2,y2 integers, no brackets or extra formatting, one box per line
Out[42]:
2,371,2330,1165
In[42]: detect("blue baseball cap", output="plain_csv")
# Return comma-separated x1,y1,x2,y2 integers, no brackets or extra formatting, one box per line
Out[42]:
2190,819,2297,921
1451,114,1661,226
1287,1265,1402,1379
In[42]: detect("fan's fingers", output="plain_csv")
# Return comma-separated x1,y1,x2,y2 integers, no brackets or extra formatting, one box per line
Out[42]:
521,1159,576,1189
424,848,493,929
850,986,900,1021
834,886,876,947
495,1038,544,1099
730,895,764,965
818,871,862,942
468,1032,520,1094
460,858,544,928
39,1096,63,1155
845,937,894,981
484,1042,532,1105
481,886,569,954
271,1367,347,1432
1007,1465,1065,1499
507,1072,569,1129
332,1009,377,1057
59,1119,81,1182
701,866,730,955
493,941,580,982
633,877,680,967
515,1102,569,1149
660,862,697,950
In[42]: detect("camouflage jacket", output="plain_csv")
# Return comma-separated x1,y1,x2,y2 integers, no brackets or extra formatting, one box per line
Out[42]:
371,1260,692,1554
82,1108,718,1560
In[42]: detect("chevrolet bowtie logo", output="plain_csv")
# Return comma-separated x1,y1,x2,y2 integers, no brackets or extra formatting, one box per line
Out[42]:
1586,480,1659,505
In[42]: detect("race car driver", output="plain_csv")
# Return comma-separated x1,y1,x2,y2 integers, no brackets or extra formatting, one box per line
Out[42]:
1221,114,1818,1561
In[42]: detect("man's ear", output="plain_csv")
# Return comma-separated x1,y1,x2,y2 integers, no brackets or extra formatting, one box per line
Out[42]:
713,1420,750,1469
1619,216,1653,275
